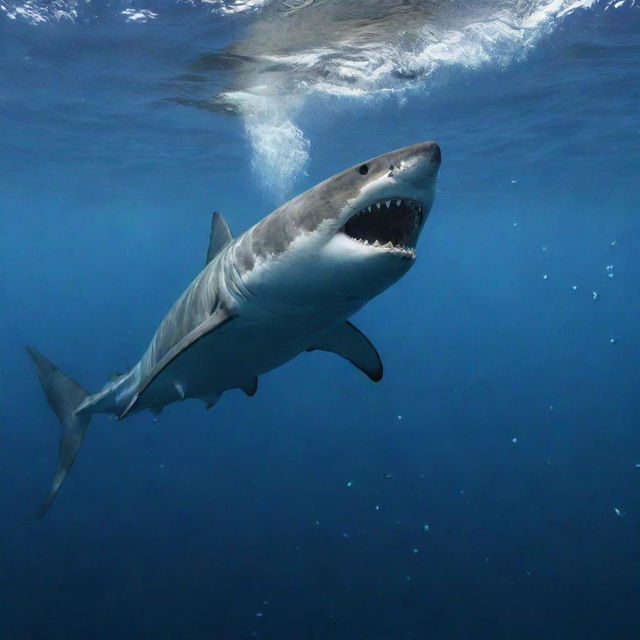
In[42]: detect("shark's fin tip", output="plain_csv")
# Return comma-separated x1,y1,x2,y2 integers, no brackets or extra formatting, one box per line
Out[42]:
308,321,383,382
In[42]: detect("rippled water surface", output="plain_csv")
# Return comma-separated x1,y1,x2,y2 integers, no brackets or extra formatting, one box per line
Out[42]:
1,1,639,638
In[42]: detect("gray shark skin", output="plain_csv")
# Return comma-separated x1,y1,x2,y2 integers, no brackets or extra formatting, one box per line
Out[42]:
27,141,441,517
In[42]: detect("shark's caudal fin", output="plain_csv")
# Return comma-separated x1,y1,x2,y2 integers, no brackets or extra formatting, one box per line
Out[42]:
26,346,92,518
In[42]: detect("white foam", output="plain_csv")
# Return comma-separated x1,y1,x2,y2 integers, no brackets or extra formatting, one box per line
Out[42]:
4,0,637,192
206,0,273,15
0,0,72,23
121,9,157,23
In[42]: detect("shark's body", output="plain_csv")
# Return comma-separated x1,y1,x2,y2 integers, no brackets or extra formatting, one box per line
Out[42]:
28,141,441,516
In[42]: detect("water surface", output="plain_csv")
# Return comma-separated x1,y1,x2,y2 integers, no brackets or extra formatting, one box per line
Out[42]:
1,1,639,638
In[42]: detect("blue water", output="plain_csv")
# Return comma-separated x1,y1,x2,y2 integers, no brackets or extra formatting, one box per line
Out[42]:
2,1,640,638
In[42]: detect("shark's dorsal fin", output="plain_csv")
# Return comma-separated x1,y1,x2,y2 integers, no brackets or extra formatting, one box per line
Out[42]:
206,212,233,264
308,322,383,382
119,306,235,419
239,377,258,397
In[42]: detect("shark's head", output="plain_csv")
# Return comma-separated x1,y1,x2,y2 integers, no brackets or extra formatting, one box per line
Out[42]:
235,141,441,306
320,140,440,281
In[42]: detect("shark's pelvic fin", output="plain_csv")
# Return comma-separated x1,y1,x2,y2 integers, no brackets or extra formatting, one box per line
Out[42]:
119,306,235,419
308,321,383,382
239,377,258,397
199,392,221,409
26,346,93,518
206,212,233,265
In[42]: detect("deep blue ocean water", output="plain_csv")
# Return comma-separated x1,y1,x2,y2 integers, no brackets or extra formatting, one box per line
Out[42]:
1,1,639,638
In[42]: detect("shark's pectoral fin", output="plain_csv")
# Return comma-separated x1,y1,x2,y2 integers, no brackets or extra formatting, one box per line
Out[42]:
119,307,235,419
206,212,233,264
308,322,383,382
239,377,258,397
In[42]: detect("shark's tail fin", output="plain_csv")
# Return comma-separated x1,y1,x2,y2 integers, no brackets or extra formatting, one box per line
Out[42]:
26,346,92,518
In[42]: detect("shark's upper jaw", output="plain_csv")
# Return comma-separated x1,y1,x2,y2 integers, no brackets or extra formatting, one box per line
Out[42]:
340,197,424,259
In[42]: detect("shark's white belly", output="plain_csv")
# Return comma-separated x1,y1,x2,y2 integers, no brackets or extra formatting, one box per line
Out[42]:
132,303,347,413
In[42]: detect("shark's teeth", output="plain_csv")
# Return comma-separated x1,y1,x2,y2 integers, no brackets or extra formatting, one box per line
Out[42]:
342,197,423,258
349,236,416,257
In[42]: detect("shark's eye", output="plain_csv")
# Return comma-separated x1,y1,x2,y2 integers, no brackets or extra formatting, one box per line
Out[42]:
359,164,369,175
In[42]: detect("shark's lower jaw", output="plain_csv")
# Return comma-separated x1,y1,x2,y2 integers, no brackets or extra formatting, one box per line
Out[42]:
341,198,424,258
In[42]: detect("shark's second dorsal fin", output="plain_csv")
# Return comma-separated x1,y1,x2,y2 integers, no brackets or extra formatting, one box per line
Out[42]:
206,212,233,264
308,322,383,382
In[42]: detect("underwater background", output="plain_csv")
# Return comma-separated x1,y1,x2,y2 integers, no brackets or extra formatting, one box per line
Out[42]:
1,0,639,638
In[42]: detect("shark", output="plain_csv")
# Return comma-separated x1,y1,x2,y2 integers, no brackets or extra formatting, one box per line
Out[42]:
27,140,441,517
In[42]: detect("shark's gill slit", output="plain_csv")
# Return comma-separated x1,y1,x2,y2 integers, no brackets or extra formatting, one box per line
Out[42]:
342,198,423,253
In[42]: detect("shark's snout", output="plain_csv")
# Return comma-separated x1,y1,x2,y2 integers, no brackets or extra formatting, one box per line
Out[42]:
429,142,442,164
394,141,441,173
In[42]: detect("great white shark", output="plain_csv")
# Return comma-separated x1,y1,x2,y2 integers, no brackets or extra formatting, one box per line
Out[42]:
27,141,441,517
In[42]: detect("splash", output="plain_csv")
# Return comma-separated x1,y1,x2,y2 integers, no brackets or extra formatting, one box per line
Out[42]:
121,8,157,23
0,0,76,22
2,0,637,193
212,0,611,193
205,0,633,193
205,0,273,14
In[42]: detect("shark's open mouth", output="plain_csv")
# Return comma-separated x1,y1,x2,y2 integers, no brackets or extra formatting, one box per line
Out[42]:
342,198,424,257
